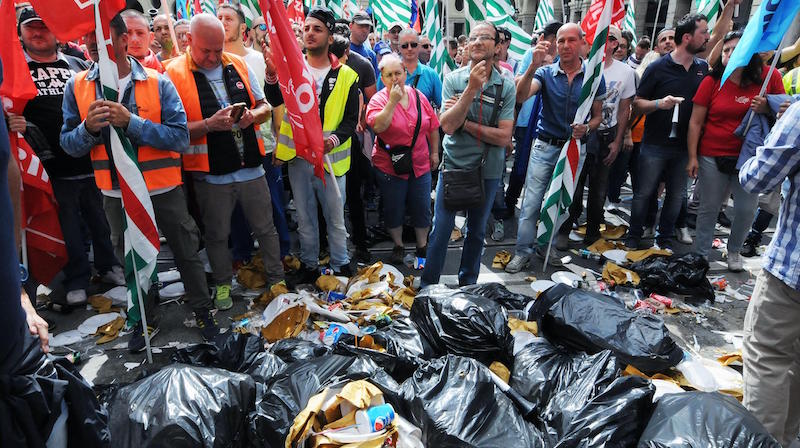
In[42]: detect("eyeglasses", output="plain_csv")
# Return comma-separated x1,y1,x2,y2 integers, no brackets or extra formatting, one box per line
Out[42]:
498,39,507,44
608,35,617,41
421,43,431,49
468,35,495,43
257,24,267,31
400,42,418,49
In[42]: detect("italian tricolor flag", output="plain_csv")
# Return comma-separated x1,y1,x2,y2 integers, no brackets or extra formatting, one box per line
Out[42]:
536,0,621,248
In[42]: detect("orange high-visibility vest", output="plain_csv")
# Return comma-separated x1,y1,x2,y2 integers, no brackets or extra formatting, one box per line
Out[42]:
73,68,182,192
165,52,265,173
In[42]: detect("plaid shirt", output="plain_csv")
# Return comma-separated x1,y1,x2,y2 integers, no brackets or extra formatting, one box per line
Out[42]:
740,101,800,290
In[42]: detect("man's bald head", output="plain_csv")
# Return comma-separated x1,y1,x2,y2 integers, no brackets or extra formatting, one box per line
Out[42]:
188,14,225,70
556,23,583,40
555,23,584,65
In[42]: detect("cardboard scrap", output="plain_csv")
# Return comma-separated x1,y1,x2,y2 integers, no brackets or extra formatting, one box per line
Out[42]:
602,262,641,286
492,250,512,269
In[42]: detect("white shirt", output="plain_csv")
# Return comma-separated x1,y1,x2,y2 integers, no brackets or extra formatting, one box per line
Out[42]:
306,61,331,96
599,59,637,130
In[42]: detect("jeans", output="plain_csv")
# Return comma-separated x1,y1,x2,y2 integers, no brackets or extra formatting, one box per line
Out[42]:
559,128,615,240
628,144,688,245
421,173,500,288
288,157,349,269
503,126,533,217
692,156,759,256
374,169,432,229
516,139,585,256
51,178,119,291
607,142,658,227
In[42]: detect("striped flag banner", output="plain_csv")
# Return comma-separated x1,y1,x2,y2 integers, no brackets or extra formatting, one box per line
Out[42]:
695,0,722,30
422,0,448,78
176,0,193,19
329,0,359,20
93,1,160,337
622,1,636,45
240,0,264,27
534,0,554,30
466,0,532,61
536,0,613,255
201,0,217,14
369,0,412,32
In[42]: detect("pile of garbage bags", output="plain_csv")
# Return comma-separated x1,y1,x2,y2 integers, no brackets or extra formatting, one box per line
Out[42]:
630,253,716,304
90,271,779,447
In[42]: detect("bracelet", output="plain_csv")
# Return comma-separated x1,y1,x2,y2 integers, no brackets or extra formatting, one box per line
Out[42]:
203,118,210,133
655,99,660,110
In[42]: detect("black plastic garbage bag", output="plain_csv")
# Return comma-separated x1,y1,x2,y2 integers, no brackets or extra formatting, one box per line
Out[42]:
173,332,266,372
411,285,514,365
462,282,534,312
530,284,683,373
248,354,401,448
637,392,781,447
267,338,331,363
630,253,715,304
399,354,546,448
109,364,256,448
0,331,110,448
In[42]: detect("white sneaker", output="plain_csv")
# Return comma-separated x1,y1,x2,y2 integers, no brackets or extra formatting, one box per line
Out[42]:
642,226,655,238
505,254,530,273
66,289,87,305
101,265,126,286
728,252,744,272
491,220,505,242
604,199,620,212
676,227,693,245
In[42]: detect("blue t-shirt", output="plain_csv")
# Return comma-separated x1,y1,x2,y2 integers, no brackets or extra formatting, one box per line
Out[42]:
515,48,537,127
350,42,378,76
0,58,26,374
534,61,607,140
378,62,442,110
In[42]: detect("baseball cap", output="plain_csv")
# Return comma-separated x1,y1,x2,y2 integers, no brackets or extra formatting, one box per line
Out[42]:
351,11,372,27
374,41,391,56
18,7,43,27
608,25,622,42
387,21,404,32
307,6,335,34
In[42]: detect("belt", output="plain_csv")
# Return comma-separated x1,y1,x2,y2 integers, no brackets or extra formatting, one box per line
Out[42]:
538,135,569,147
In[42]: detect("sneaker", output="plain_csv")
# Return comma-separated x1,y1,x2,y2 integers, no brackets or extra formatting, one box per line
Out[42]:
741,236,759,258
718,212,732,228
555,233,569,251
604,199,620,212
536,246,563,267
194,308,220,341
505,254,530,273
101,266,125,286
642,226,656,238
214,284,233,310
727,252,745,272
624,237,640,250
295,264,319,285
491,220,505,242
66,289,87,305
413,257,426,270
390,246,405,265
127,322,160,353
354,246,371,263
655,239,675,252
676,227,693,245
334,262,355,278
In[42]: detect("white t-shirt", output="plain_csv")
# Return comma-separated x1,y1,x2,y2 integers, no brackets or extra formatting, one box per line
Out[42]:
599,59,637,130
306,61,331,96
243,49,267,89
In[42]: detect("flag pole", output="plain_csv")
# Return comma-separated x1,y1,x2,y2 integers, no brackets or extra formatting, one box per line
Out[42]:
161,0,180,59
743,32,789,134
324,154,342,198
651,0,664,44
542,205,562,272
132,248,154,364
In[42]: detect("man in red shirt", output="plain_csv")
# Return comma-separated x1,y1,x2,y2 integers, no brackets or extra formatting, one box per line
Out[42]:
120,9,165,73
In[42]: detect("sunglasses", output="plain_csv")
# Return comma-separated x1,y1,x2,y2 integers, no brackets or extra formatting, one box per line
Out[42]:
421,43,431,49
257,24,267,31
400,42,419,49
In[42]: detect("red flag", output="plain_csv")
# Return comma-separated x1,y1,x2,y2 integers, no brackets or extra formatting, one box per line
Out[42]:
287,0,305,26
28,0,126,43
581,0,625,45
259,0,326,180
0,0,37,114
11,134,68,285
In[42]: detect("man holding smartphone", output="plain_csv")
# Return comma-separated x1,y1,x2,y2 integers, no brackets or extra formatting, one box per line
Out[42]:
166,13,285,310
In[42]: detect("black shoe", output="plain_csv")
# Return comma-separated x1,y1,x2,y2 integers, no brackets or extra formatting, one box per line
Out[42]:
354,246,371,263
624,237,640,250
193,308,220,342
334,262,355,278
686,213,697,229
128,321,160,353
717,212,731,228
656,238,675,251
294,263,319,285
415,245,427,258
390,245,405,264
741,236,759,258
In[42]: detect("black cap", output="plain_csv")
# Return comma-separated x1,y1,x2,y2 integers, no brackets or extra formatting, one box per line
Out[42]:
351,11,372,27
18,7,43,27
308,6,335,35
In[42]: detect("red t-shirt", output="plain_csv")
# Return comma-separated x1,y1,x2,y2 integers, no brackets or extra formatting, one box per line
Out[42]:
693,67,784,157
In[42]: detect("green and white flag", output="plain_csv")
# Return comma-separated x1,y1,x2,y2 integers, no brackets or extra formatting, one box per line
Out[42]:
422,0,455,78
534,0,554,30
695,0,722,30
369,0,412,32
239,0,263,27
466,0,532,60
329,0,359,20
201,0,216,14
536,0,613,253
622,1,636,44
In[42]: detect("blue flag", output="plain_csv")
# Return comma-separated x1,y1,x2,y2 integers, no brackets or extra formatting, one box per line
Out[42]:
721,0,800,87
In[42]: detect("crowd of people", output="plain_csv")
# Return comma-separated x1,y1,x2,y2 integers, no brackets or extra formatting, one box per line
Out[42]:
3,1,800,443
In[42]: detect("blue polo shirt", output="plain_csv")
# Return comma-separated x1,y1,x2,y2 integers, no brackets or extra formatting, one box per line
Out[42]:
350,42,378,76
534,60,606,141
378,62,442,110
637,53,709,149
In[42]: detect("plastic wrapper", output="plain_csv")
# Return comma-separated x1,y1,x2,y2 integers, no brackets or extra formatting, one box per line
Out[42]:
248,354,401,448
410,285,514,365
399,355,547,448
108,364,256,447
630,253,715,304
461,282,534,311
0,331,110,447
530,284,683,373
638,392,781,447
268,338,331,363
511,338,655,447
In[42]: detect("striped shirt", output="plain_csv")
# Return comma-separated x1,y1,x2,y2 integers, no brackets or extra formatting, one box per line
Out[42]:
740,101,800,290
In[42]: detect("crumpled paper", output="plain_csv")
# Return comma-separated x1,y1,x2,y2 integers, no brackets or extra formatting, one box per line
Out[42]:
508,317,538,336
492,250,512,268
238,257,267,289
626,248,672,262
602,262,641,286
587,239,625,254
575,224,628,240
316,275,344,292
95,316,126,344
490,361,511,383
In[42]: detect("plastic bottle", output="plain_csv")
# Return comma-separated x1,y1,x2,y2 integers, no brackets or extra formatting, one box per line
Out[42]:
355,404,396,433
577,249,602,261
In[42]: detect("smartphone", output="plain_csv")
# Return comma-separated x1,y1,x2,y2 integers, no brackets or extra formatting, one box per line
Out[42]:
230,102,247,123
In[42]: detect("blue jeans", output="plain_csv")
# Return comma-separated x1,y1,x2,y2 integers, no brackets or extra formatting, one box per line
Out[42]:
287,157,349,269
421,173,500,288
692,156,759,256
374,169,432,229
51,178,119,291
515,139,585,256
628,144,688,244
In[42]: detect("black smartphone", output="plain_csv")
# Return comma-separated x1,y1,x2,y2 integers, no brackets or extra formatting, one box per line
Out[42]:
230,102,247,123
